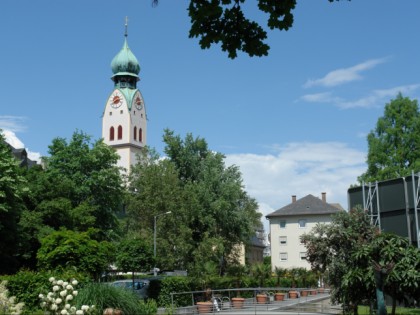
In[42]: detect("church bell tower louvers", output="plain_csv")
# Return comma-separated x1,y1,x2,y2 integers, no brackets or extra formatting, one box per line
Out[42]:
102,19,147,173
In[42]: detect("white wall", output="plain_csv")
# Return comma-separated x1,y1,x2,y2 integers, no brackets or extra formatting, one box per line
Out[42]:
270,215,333,270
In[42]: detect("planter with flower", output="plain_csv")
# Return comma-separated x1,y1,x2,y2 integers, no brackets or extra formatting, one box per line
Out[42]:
274,292,286,301
256,293,268,304
288,290,299,299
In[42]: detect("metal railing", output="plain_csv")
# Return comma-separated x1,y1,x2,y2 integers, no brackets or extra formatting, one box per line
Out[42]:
167,287,336,314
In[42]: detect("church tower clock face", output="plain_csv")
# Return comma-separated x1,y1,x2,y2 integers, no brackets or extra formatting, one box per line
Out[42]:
108,90,124,109
132,91,144,110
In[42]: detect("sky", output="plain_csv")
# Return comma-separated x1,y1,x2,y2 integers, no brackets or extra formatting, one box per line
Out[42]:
1,1,420,233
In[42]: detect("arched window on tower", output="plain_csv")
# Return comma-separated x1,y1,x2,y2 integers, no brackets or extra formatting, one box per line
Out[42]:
139,128,143,142
118,125,123,140
110,127,115,141
134,126,137,141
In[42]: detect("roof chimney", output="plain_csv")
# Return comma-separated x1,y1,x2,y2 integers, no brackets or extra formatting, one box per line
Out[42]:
322,192,326,203
292,195,296,203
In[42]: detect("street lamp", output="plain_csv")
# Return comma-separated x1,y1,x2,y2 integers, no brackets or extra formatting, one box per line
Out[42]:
153,211,172,276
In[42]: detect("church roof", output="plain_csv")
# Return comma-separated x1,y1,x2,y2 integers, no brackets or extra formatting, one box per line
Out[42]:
111,35,140,80
266,194,343,218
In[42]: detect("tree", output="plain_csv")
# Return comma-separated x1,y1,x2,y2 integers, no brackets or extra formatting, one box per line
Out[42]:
18,131,125,269
115,238,154,274
153,0,347,59
126,130,262,274
301,207,420,315
0,131,28,273
163,130,262,274
36,229,115,280
301,207,378,314
359,94,420,183
366,233,420,314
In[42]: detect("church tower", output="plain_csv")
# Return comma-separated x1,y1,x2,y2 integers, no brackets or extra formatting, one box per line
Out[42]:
102,20,147,173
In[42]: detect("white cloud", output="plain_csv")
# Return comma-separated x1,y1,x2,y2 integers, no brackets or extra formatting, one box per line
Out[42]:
0,115,27,132
2,130,24,148
304,57,389,88
337,84,420,109
1,129,42,163
300,84,420,109
300,92,343,105
225,142,366,232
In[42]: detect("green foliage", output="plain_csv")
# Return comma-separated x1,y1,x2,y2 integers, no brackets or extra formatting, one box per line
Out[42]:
274,266,287,286
368,233,420,308
359,94,420,182
0,280,24,315
36,229,115,280
358,305,420,315
137,299,158,315
250,263,271,287
18,131,124,270
74,282,144,315
157,277,194,307
183,0,348,58
127,130,262,275
0,270,91,313
301,207,419,312
114,238,154,273
0,132,28,273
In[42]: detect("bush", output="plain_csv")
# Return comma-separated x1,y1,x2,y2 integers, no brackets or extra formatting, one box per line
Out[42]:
0,270,91,313
75,282,142,315
157,277,194,307
39,277,94,315
137,299,158,315
0,280,24,315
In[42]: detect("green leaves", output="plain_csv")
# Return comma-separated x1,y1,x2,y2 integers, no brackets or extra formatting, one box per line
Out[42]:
36,229,115,280
359,94,420,183
127,129,261,274
114,238,154,273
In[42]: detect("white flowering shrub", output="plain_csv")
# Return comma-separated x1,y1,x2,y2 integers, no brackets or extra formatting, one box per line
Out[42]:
39,277,94,315
0,280,24,315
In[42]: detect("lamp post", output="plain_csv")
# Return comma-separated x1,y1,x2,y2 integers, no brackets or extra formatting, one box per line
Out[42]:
153,211,172,276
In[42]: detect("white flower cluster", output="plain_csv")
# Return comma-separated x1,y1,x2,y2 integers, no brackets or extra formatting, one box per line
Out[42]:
39,277,94,315
0,281,24,315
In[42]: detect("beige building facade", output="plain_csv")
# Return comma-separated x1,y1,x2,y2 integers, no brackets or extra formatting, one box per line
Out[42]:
266,193,343,270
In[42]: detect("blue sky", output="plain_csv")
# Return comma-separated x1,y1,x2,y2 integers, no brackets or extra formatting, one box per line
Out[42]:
1,1,420,232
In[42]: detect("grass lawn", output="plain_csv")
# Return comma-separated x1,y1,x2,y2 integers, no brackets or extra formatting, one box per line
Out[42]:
358,305,420,314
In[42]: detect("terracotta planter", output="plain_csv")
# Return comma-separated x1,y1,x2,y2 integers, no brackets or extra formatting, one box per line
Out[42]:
231,297,245,309
301,290,309,297
256,294,268,304
288,291,298,299
196,301,212,314
317,288,325,294
310,289,317,295
274,293,285,301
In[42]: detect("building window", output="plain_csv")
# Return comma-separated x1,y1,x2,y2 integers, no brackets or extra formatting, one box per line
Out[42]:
117,125,123,140
109,127,114,141
298,219,307,228
134,127,137,141
139,128,143,142
279,220,286,229
279,236,287,245
120,110,123,114
109,112,112,116
299,252,307,261
279,252,288,261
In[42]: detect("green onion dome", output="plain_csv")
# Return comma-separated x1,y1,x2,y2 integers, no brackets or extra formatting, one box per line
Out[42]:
111,36,140,81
